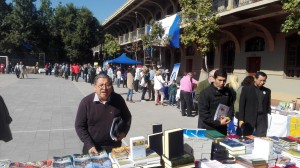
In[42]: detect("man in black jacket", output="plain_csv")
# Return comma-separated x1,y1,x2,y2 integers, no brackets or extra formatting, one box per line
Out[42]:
75,73,132,154
198,70,234,135
239,71,271,137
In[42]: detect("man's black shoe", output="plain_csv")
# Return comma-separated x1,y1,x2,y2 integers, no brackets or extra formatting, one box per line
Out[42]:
182,114,186,116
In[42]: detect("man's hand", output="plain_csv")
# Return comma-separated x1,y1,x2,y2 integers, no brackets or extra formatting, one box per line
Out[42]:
116,132,126,142
239,121,244,128
88,147,98,154
219,116,231,125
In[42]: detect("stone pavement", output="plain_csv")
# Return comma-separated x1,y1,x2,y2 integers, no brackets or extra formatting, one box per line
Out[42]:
0,74,198,162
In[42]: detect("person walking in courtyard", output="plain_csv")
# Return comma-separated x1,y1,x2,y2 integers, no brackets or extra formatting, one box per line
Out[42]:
126,68,135,103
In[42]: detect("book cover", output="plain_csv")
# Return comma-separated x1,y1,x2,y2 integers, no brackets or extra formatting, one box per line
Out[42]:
132,148,161,166
53,155,73,168
110,117,123,141
205,130,226,139
129,136,146,160
152,123,162,134
214,104,229,120
164,128,184,159
183,128,206,139
219,139,246,151
114,157,135,168
90,149,112,168
73,154,91,168
236,154,266,166
111,146,130,159
162,153,194,167
148,132,163,156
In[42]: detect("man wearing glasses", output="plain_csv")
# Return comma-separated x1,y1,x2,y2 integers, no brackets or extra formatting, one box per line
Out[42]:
75,73,132,154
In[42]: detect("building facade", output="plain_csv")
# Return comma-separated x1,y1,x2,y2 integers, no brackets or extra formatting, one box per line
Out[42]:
100,0,300,106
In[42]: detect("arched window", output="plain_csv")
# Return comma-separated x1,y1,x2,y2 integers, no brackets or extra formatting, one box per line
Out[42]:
285,34,300,79
245,36,265,52
222,41,235,73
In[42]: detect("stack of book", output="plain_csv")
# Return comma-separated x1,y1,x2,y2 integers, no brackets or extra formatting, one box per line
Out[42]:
210,142,230,162
235,154,267,168
231,137,254,154
252,137,275,161
201,160,228,168
281,149,300,167
205,130,226,142
110,146,134,168
131,148,161,167
279,137,298,149
162,128,194,168
219,139,246,156
183,128,212,160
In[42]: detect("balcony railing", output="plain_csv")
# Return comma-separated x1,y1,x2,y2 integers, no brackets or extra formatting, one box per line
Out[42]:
118,27,146,45
212,0,263,13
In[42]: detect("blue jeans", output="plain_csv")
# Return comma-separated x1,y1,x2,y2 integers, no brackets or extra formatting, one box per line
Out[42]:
168,94,176,105
127,89,133,101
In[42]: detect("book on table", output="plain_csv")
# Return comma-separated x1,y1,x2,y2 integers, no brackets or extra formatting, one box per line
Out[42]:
201,160,228,168
163,128,184,160
236,154,267,166
214,104,229,120
114,157,135,168
152,123,162,134
162,153,194,167
147,132,163,156
129,136,146,160
219,139,246,151
52,155,73,168
131,148,161,166
205,130,226,140
89,149,112,168
110,146,130,160
72,154,91,168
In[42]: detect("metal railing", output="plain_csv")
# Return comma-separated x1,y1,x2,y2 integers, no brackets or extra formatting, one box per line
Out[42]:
212,0,263,13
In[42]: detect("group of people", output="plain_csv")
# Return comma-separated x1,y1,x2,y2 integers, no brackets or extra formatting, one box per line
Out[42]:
190,69,271,137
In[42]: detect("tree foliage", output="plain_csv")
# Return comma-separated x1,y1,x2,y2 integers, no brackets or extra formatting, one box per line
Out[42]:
0,0,102,62
0,0,38,54
102,33,120,56
179,0,219,55
141,20,165,49
281,0,300,35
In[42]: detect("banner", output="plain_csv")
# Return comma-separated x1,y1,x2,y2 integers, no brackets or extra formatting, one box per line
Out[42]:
169,63,181,85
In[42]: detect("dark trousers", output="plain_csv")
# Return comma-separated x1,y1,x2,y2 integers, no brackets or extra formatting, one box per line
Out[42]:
134,80,139,92
243,112,268,137
180,91,193,116
141,87,147,100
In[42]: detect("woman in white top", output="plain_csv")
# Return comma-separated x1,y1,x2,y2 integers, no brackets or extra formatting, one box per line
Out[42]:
96,66,102,75
153,69,166,105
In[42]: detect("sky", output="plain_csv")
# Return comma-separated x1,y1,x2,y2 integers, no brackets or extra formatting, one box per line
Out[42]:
6,0,128,24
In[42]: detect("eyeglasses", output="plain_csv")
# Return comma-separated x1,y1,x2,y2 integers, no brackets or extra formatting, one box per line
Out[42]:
96,84,112,89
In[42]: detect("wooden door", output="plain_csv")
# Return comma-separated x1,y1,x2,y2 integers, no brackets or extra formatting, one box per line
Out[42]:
246,57,261,76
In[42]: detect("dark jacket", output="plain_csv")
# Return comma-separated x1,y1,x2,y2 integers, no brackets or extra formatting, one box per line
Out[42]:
239,85,271,128
0,95,13,142
168,84,177,95
198,84,234,135
75,92,132,151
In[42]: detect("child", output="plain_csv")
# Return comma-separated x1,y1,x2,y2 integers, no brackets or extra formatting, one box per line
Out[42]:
168,80,177,106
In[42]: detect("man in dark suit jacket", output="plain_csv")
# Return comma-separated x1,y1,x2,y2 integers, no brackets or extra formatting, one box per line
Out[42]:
238,71,271,137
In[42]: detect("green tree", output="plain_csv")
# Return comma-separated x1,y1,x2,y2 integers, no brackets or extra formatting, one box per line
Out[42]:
54,3,101,62
1,0,38,54
0,0,12,53
179,0,219,70
141,20,165,63
102,33,120,59
281,0,300,35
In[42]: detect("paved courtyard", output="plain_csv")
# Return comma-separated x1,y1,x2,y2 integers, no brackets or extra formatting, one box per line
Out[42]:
0,73,198,162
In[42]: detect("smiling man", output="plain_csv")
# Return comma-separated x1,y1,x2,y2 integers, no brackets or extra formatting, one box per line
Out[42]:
197,70,234,135
75,73,132,154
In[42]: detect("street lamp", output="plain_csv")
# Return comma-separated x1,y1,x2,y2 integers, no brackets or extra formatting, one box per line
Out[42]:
134,11,138,61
